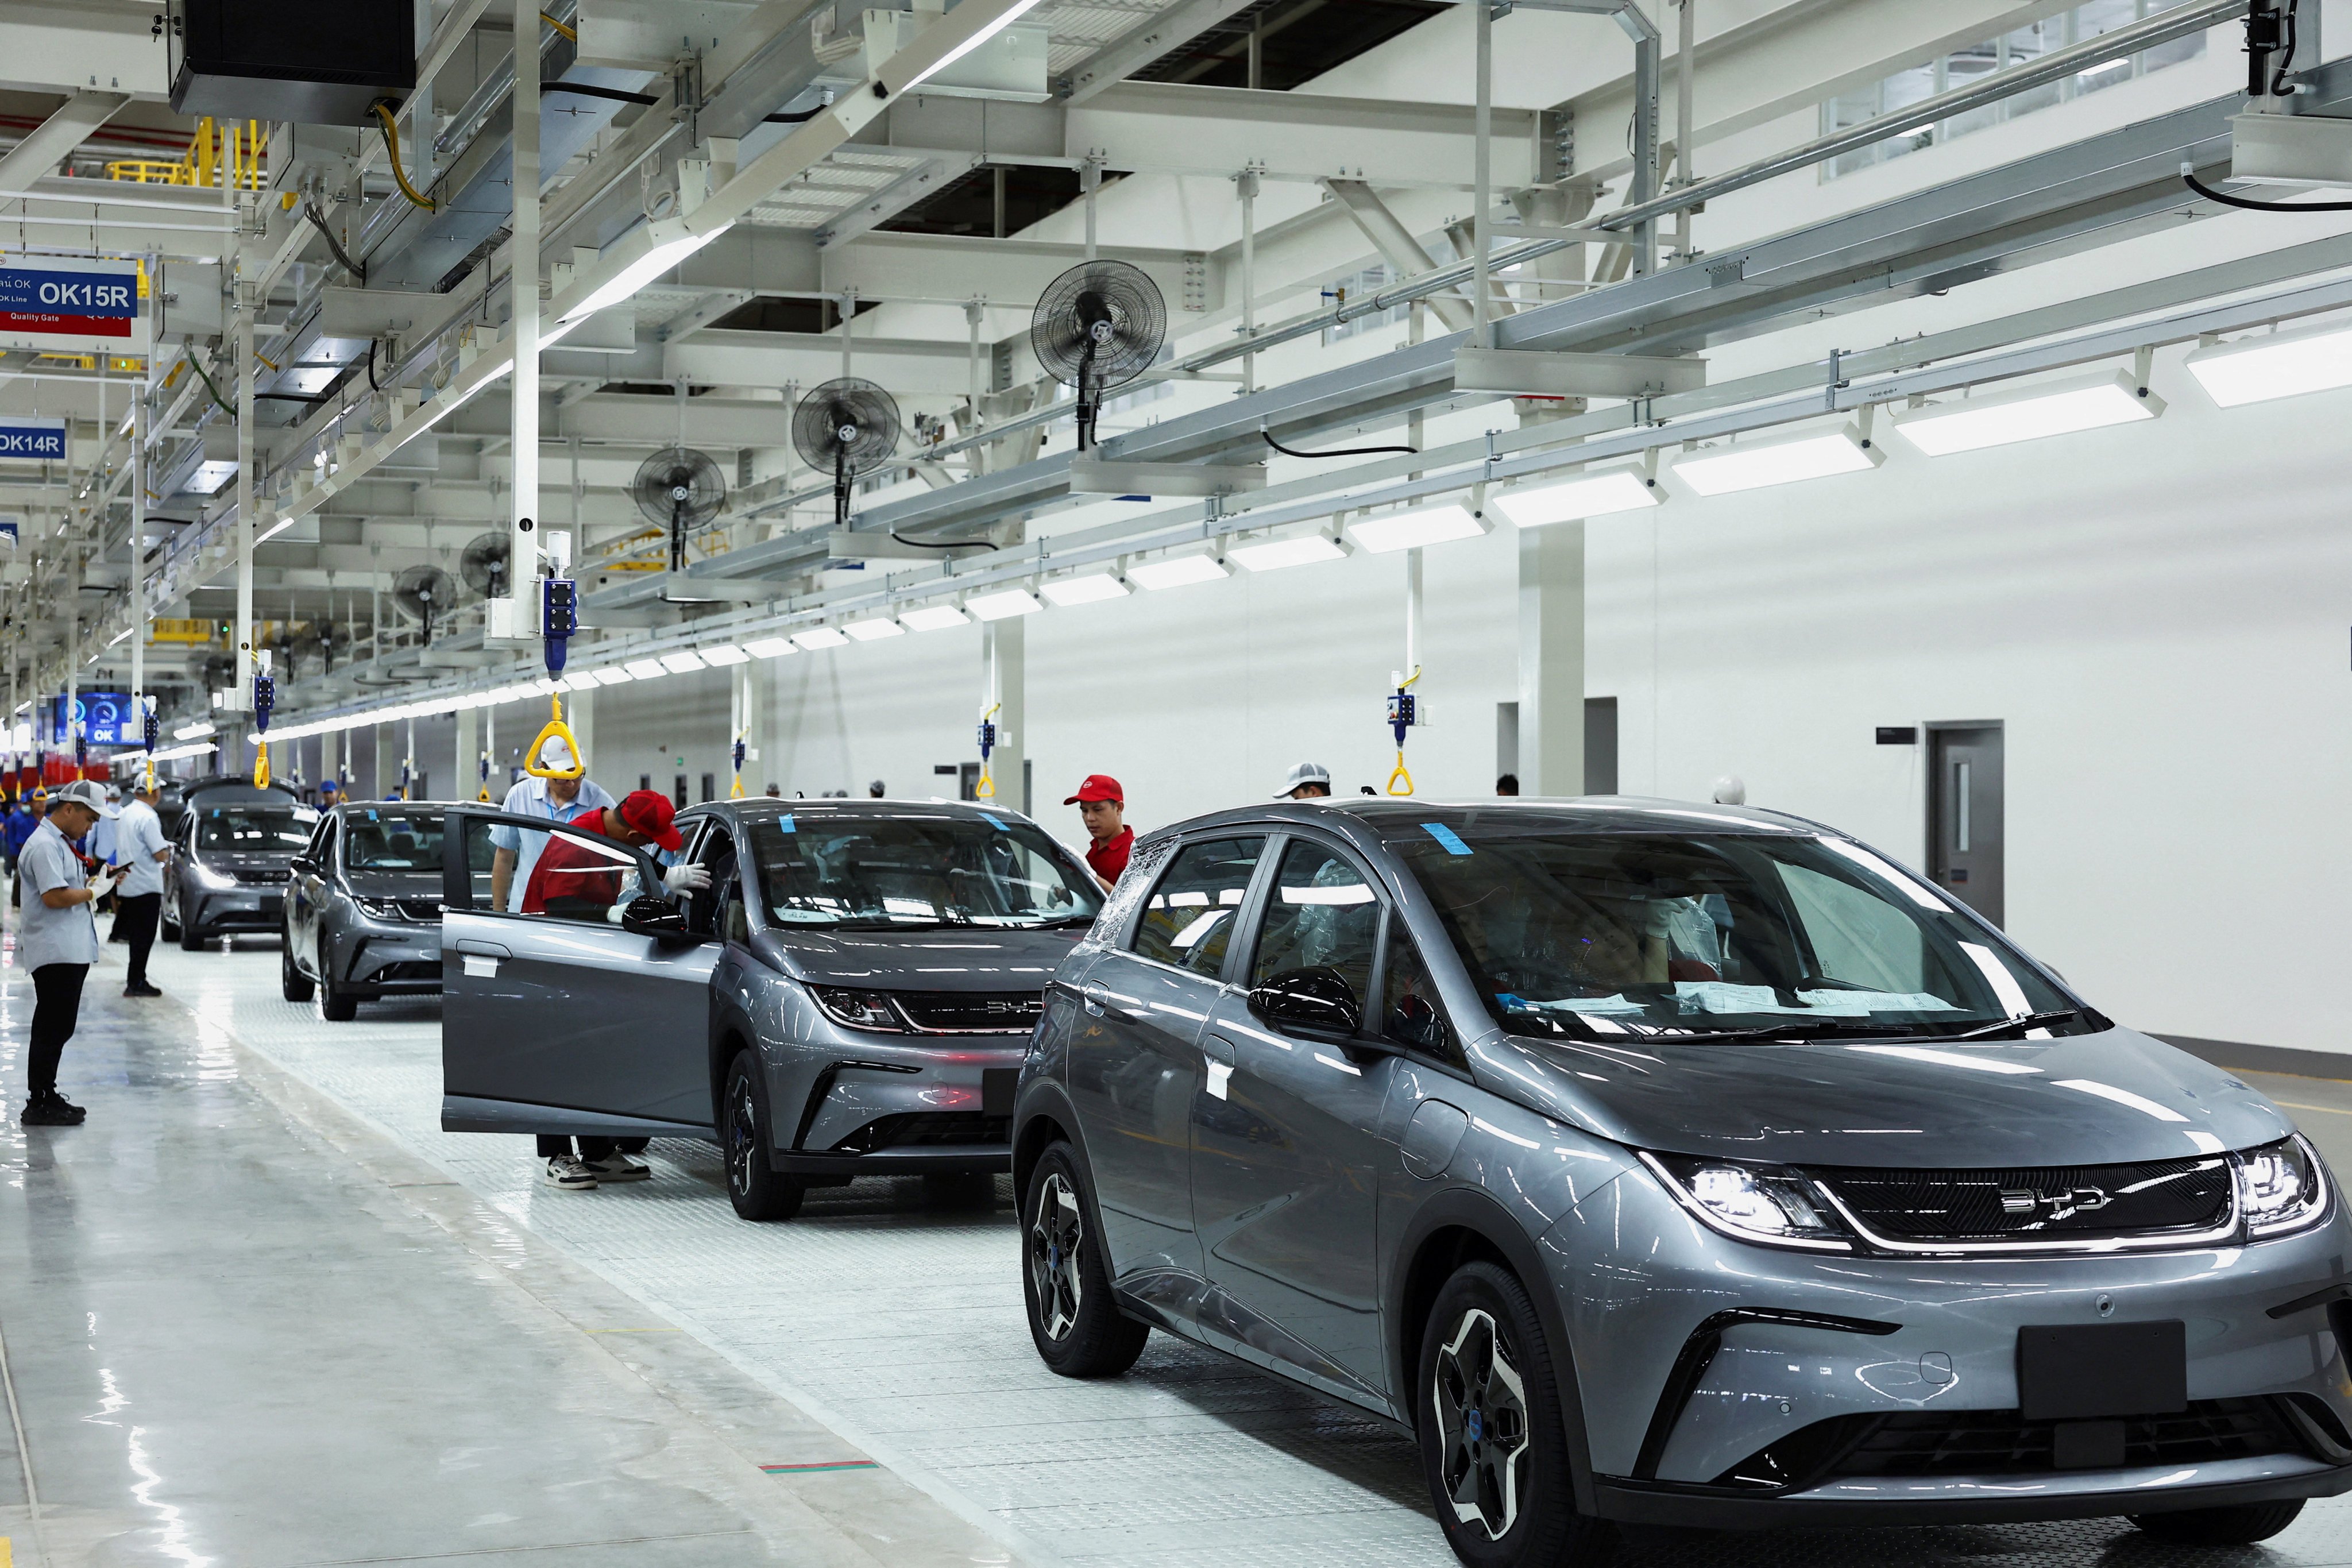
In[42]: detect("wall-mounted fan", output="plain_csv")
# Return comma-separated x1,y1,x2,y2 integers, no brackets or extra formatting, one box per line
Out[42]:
391,564,458,646
792,378,901,528
1032,260,1166,451
630,447,728,571
458,531,511,600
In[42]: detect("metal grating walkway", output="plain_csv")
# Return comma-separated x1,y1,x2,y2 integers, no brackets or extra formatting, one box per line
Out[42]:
146,941,2352,1567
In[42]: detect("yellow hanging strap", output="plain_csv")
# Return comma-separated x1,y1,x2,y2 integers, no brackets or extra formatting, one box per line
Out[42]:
974,702,1001,800
477,751,492,802
253,739,271,790
1384,665,1422,797
524,694,585,780
729,728,747,798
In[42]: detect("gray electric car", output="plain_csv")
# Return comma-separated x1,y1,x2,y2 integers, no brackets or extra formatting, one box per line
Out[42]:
435,797,1100,1218
1013,799,2352,1563
162,775,313,949
281,802,454,1019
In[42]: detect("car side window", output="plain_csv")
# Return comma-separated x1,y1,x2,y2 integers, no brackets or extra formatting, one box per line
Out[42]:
1250,840,1380,1013
1382,919,1460,1065
1130,836,1266,975
693,828,737,938
458,815,647,926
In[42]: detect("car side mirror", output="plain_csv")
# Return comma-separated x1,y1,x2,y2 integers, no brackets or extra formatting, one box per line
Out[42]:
1248,965,1362,1038
290,856,318,876
620,894,704,946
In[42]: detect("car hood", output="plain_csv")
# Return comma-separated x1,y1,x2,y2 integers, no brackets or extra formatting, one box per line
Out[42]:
758,925,1083,990
343,872,441,898
1472,1025,2293,1168
194,849,296,872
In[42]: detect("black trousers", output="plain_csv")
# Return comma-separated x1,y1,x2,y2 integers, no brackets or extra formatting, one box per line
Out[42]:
115,893,161,987
29,961,87,1099
535,1135,651,1161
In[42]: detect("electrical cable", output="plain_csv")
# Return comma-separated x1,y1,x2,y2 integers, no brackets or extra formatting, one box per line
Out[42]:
889,530,988,551
542,80,657,106
539,9,577,40
765,105,827,123
2182,170,2352,213
2271,0,2301,98
301,199,365,281
1263,429,1418,459
366,339,381,392
188,354,234,418
371,102,439,212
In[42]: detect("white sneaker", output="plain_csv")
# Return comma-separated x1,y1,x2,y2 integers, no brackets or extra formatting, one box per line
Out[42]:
541,1155,598,1191
587,1150,651,1183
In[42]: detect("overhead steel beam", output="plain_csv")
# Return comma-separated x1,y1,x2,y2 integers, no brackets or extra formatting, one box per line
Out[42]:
0,2,171,99
1066,82,1544,187
1061,0,1259,102
0,90,131,194
1324,179,1473,331
660,329,979,393
818,232,1211,310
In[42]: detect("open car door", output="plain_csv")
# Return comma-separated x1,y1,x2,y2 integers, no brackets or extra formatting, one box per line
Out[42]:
438,806,720,1138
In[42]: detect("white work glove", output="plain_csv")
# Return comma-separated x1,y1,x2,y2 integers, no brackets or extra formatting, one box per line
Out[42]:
663,862,711,895
86,867,120,901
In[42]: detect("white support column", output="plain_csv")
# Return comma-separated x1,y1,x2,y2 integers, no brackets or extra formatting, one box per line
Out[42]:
130,380,146,758
983,620,1026,813
481,704,496,798
1516,523,1585,797
235,277,256,751
1473,0,1493,347
1082,156,1101,261
508,0,543,636
1236,170,1259,395
569,687,594,781
455,702,477,801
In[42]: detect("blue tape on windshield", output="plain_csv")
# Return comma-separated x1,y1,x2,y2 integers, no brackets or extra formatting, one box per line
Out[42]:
1422,822,1473,856
777,814,795,833
982,813,1007,829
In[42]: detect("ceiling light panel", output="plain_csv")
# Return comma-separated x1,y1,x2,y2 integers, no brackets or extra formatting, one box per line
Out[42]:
1673,426,1882,496
623,658,670,680
1495,467,1659,528
743,637,797,658
1229,534,1350,571
700,644,751,666
1345,503,1487,554
1039,573,1129,606
1127,554,1229,590
590,667,634,685
899,604,971,631
843,617,906,641
2184,319,2352,407
658,650,707,673
794,627,850,650
1893,371,2161,456
965,588,1043,620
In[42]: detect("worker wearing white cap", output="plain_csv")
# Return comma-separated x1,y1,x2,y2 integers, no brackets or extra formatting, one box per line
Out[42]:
18,780,118,1125
487,733,616,914
1273,762,1332,800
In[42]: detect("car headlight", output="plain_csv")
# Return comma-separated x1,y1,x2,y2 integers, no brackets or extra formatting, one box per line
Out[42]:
810,986,909,1033
353,898,404,921
2239,1134,2330,1238
1640,1152,1855,1252
191,863,236,890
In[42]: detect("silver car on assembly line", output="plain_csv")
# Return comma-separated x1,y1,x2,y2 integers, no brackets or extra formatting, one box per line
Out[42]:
435,797,1100,1219
1011,799,2352,1566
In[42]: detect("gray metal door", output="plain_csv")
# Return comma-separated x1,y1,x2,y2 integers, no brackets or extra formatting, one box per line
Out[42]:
438,809,720,1136
1929,724,2005,927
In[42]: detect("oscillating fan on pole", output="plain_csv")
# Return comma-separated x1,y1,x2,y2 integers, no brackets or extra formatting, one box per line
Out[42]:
391,564,458,647
458,531,512,601
792,378,902,528
1031,260,1165,451
629,447,728,571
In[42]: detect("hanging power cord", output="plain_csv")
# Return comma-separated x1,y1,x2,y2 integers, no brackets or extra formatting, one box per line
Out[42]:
1263,428,1418,459
187,353,234,417
301,199,364,282
371,102,438,212
765,105,828,124
889,530,988,551
365,339,381,392
542,80,656,106
539,8,576,39
2181,167,2352,213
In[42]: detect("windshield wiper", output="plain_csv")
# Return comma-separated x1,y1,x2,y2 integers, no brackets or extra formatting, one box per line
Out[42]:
1938,1008,2081,1041
1636,1018,1895,1045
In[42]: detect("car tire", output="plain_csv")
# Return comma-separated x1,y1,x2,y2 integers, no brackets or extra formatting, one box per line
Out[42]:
722,1050,804,1222
178,903,206,951
160,893,179,939
2130,1500,2305,1545
1417,1260,1609,1568
319,964,357,1022
1022,1141,1148,1378
280,929,314,1002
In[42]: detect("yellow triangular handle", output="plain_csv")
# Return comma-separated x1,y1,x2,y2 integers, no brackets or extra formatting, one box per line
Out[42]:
253,739,271,790
524,693,584,780
1385,750,1413,797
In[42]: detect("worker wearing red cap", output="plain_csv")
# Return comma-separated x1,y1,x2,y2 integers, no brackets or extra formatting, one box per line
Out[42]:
521,788,706,916
1064,773,1131,890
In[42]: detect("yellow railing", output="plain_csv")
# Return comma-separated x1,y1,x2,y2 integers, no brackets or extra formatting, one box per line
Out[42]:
105,118,268,190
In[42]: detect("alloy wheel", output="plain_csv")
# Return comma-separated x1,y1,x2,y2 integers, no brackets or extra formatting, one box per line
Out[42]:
726,1076,759,1199
1433,1307,1531,1541
1028,1172,1085,1341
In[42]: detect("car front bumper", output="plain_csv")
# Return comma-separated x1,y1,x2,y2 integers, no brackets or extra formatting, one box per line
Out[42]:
187,887,284,931
773,1036,1028,1178
1543,1159,2352,1522
332,920,441,995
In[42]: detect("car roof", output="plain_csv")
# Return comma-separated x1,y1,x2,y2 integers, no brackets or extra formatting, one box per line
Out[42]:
678,797,1042,826
1138,795,1825,848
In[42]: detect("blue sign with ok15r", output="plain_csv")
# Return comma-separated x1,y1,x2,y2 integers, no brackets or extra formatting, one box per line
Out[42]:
0,418,66,461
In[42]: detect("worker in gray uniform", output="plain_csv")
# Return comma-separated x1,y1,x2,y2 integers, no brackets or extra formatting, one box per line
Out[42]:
17,780,119,1126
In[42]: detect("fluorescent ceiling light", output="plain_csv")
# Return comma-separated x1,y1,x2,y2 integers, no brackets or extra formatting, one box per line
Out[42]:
657,650,706,673
899,604,970,632
531,677,562,694
793,626,849,650
1229,533,1349,571
700,643,751,665
558,671,600,692
560,217,734,324
743,637,797,658
1346,503,1486,554
624,658,670,679
1673,426,1881,496
1893,371,2160,456
590,666,634,685
1039,572,1129,606
900,0,1049,91
173,721,215,740
1127,554,1229,590
843,616,905,640
1495,467,1659,528
2184,319,2352,407
965,588,1042,620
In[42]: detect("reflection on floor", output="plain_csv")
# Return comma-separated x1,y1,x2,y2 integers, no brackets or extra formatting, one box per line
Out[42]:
12,928,2352,1566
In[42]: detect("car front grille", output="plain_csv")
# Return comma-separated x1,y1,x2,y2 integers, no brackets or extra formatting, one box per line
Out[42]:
1714,1397,2311,1491
890,991,1043,1033
230,867,290,886
1812,1156,2233,1244
832,1112,1010,1152
397,899,443,921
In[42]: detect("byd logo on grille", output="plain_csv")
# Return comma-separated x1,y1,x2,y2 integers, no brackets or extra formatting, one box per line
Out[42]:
2000,1185,2111,1215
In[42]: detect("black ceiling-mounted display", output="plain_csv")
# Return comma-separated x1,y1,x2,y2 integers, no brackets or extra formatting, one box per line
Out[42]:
168,0,416,125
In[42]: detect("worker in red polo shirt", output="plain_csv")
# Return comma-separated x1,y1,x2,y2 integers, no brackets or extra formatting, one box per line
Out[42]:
521,788,705,917
1064,773,1132,890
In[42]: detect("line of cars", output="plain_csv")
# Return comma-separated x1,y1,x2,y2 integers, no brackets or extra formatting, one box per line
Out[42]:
164,774,2352,1561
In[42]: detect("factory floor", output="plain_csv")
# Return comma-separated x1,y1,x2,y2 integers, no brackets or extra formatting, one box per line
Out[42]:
4,921,2352,1566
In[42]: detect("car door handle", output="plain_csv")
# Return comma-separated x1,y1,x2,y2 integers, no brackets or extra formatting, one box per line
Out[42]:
454,939,511,960
1081,983,1109,1017
1203,1034,1237,1099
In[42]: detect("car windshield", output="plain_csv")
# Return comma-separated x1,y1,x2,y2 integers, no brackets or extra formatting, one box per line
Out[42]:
342,810,444,871
1384,817,2082,1042
746,812,1102,928
195,808,313,852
